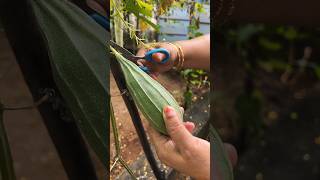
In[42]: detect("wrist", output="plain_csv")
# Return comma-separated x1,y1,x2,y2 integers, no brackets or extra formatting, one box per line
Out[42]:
166,42,185,70
170,44,179,67
164,42,180,68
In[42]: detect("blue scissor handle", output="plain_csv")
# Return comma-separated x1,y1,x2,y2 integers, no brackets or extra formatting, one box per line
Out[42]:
144,48,170,64
90,13,110,30
139,66,151,74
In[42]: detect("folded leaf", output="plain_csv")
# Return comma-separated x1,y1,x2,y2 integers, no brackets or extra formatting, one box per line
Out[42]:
111,47,182,135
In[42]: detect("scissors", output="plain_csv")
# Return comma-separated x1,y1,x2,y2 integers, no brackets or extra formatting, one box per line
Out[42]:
109,40,170,73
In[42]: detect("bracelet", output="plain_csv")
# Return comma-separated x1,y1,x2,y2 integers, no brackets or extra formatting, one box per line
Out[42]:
173,42,185,70
165,42,181,69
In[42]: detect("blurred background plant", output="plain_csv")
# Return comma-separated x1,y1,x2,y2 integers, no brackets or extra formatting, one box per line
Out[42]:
214,23,320,179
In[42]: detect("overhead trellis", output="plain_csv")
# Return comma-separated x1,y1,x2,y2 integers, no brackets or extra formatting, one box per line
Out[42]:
29,0,109,167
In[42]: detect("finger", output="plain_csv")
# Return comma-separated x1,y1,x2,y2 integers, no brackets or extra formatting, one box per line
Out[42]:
179,107,184,115
152,52,166,63
150,74,158,80
136,48,147,56
142,60,155,72
147,124,168,147
136,47,154,57
136,59,146,67
137,59,153,68
137,59,156,74
147,123,178,154
156,140,185,168
153,72,160,77
223,143,238,167
163,106,193,148
183,122,195,133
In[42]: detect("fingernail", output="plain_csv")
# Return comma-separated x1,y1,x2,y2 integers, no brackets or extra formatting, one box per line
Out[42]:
152,53,163,63
164,106,176,118
186,121,194,125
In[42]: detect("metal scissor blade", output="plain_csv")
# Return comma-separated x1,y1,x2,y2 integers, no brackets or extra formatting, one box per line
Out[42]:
109,40,151,74
109,40,140,61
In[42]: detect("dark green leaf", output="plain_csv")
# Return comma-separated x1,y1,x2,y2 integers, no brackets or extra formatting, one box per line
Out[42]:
30,0,109,167
210,125,234,180
237,24,264,43
190,73,199,78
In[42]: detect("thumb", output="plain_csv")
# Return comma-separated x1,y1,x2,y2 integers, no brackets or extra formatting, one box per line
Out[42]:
223,143,238,167
152,52,165,63
163,106,193,148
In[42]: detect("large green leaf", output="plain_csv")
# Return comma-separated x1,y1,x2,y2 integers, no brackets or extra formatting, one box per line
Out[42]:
29,0,109,167
210,125,234,180
0,104,16,180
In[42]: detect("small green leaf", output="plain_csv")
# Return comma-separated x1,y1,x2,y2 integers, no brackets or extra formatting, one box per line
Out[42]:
125,0,153,17
134,12,160,31
210,125,234,180
195,2,205,13
258,37,282,51
283,27,298,40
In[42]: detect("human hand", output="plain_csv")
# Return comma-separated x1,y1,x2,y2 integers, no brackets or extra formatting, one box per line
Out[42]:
148,106,210,180
136,43,179,78
148,106,238,179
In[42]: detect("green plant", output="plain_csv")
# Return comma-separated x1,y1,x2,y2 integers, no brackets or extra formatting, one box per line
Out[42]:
176,0,209,109
110,0,161,46
181,69,209,109
109,103,136,179
111,46,183,135
110,1,232,179
109,0,177,177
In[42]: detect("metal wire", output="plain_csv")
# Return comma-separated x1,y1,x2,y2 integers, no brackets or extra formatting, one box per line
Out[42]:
2,89,53,111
